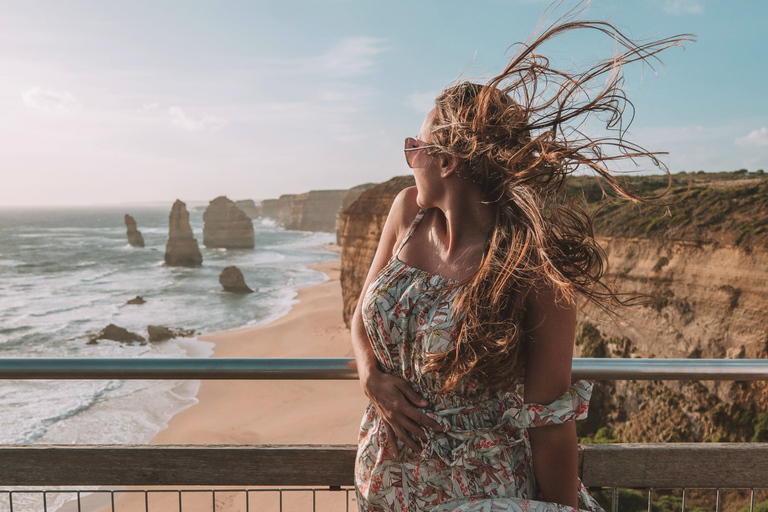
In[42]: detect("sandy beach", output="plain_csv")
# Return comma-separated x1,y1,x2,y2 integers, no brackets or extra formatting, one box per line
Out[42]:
91,252,368,512
152,254,368,447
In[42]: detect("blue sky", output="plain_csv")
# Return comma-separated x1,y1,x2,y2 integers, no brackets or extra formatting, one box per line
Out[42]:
1,0,766,206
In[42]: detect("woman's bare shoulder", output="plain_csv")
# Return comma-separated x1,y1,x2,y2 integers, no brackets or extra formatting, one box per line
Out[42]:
387,186,422,234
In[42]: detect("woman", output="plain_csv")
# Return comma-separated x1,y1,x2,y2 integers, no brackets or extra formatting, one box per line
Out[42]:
350,16,690,512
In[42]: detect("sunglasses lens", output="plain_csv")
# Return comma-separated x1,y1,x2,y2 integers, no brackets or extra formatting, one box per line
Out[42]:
404,137,417,167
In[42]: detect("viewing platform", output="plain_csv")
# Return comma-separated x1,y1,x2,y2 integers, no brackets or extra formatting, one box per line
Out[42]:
0,358,766,512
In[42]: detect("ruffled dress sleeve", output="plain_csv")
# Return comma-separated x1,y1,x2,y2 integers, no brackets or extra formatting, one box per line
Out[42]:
501,379,593,429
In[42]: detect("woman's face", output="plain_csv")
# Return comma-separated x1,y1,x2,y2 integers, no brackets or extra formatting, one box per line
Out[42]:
411,108,445,208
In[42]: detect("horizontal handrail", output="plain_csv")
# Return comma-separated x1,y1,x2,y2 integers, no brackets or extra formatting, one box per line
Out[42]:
0,357,766,380
0,444,766,487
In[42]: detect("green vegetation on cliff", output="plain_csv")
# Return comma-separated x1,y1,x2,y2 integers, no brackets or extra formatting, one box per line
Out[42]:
564,170,768,247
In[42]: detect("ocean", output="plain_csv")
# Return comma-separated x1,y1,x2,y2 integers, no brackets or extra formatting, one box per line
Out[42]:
0,204,338,445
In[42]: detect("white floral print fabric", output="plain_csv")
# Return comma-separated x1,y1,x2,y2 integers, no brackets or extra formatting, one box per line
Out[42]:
356,208,605,512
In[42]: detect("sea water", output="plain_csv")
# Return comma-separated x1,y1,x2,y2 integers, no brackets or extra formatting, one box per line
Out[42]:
0,204,337,445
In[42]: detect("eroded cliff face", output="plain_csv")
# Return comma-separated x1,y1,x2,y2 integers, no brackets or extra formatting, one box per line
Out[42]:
575,237,768,443
340,175,415,326
279,190,349,232
202,196,255,249
276,194,296,227
260,199,279,219
336,183,377,244
298,190,349,232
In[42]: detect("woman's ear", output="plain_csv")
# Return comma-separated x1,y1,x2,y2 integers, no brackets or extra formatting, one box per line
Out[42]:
439,154,459,179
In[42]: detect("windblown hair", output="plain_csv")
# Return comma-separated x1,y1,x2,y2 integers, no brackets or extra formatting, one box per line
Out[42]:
420,15,692,393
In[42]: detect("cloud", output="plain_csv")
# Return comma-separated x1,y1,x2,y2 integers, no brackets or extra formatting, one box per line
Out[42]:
663,0,704,15
407,91,439,113
320,37,386,77
735,127,768,147
140,102,161,112
21,86,82,113
168,107,227,132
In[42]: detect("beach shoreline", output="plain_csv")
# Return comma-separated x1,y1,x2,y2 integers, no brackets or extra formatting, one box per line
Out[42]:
149,248,368,447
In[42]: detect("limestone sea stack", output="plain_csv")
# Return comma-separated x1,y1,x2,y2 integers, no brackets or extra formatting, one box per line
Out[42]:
164,200,203,267
219,266,253,293
124,214,145,247
203,196,255,249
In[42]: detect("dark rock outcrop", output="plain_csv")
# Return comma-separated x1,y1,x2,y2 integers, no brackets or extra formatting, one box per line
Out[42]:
340,175,415,326
124,214,145,248
164,200,203,267
202,196,255,249
91,324,145,344
336,183,377,244
126,296,145,305
147,325,196,342
219,266,254,293
235,200,260,219
261,199,279,219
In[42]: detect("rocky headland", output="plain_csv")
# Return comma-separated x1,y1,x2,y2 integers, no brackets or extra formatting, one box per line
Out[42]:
337,170,768,444
124,214,145,248
164,200,203,267
260,188,359,233
202,196,255,249
339,175,415,324
234,199,260,219
336,183,377,244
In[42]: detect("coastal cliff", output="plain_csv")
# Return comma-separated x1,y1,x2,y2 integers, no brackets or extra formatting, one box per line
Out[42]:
164,200,203,267
266,189,357,233
260,199,279,219
340,175,415,325
336,183,377,244
202,196,255,249
338,171,768,443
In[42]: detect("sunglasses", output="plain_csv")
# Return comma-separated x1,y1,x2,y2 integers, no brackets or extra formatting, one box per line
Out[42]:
404,137,440,168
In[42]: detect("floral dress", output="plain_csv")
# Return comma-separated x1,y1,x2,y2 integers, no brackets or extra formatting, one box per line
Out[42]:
355,208,605,512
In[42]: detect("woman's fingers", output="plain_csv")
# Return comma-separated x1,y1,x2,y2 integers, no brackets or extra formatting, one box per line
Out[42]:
406,408,443,432
396,379,429,407
382,420,398,458
390,419,422,453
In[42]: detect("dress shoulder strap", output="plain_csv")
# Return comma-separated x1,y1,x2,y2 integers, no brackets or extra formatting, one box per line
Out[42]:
395,208,428,257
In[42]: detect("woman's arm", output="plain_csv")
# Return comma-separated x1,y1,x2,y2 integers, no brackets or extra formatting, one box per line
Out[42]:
523,282,580,509
350,187,442,457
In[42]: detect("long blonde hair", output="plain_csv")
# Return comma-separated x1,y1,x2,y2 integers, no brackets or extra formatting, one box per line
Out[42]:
421,17,693,393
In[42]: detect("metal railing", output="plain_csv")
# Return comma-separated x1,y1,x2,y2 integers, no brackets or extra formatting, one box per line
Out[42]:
1,357,767,512
1,357,767,381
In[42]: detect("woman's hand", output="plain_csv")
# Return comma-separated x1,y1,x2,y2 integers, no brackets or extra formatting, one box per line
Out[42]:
360,367,443,458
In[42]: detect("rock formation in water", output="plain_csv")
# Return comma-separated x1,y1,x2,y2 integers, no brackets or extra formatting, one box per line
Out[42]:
219,265,254,293
147,325,196,342
91,324,146,344
124,214,145,247
126,296,145,305
260,199,279,219
235,199,260,219
202,196,255,249
336,183,377,244
338,171,768,444
164,200,203,267
340,175,415,325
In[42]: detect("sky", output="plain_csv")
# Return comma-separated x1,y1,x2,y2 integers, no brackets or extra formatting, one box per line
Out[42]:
1,0,766,206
